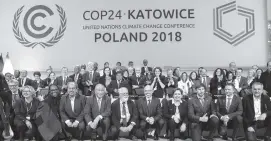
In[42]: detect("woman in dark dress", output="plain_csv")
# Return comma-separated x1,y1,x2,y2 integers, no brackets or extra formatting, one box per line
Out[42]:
210,68,226,99
151,67,167,99
99,67,113,88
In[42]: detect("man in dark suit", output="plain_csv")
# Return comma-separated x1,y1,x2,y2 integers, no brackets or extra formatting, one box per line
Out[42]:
130,68,145,95
242,82,271,141
199,68,211,92
59,82,86,140
18,70,32,88
82,62,100,96
55,67,72,94
228,62,237,77
84,84,111,141
260,61,271,97
188,83,219,141
107,71,131,98
216,84,243,141
111,87,138,140
235,68,248,93
141,59,152,76
31,71,46,91
69,65,83,94
137,85,164,140
163,88,188,141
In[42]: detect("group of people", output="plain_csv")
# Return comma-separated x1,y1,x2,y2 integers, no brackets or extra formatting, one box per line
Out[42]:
0,59,271,141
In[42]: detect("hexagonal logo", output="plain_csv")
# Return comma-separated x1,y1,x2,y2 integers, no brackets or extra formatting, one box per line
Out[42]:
213,1,255,46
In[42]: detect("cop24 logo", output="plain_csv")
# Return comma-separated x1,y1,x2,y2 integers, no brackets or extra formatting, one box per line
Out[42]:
13,5,67,48
213,1,255,46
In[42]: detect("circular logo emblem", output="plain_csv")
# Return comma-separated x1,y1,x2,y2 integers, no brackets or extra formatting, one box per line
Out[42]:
13,5,67,48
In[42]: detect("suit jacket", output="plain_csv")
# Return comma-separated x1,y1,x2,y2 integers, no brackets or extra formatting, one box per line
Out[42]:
82,71,100,95
55,76,73,89
236,76,248,89
260,71,271,94
59,94,86,123
18,77,32,87
130,75,146,88
106,80,131,96
163,100,188,124
216,95,243,119
99,76,113,87
31,80,46,90
137,97,162,122
242,94,271,127
188,94,215,123
199,76,211,92
141,66,153,76
14,98,40,122
69,73,83,91
111,99,138,129
84,94,111,124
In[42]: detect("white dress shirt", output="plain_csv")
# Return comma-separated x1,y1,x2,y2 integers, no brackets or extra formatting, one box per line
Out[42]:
120,101,131,123
172,100,182,119
253,96,261,119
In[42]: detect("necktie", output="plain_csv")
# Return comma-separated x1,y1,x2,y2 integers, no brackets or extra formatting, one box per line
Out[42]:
63,76,66,85
226,97,231,111
200,98,204,107
74,74,78,82
89,71,93,82
203,77,206,86
122,102,127,126
175,105,180,119
118,80,121,88
98,98,102,111
21,78,24,86
147,99,151,116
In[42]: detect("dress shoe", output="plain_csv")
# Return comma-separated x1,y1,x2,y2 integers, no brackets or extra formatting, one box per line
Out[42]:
222,135,228,140
142,133,147,141
264,136,271,141
131,135,137,141
154,133,159,140
232,138,239,141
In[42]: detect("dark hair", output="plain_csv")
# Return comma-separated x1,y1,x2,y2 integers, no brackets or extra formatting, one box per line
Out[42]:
180,72,188,82
267,61,271,67
189,71,198,80
173,88,183,94
104,62,109,66
116,70,123,76
154,67,162,76
116,62,121,66
103,67,111,77
213,68,225,78
195,83,206,90
225,83,235,89
49,72,56,77
226,71,234,80
256,68,263,73
198,67,204,75
33,71,41,77
173,67,180,77
61,67,68,71
237,68,243,71
81,64,86,70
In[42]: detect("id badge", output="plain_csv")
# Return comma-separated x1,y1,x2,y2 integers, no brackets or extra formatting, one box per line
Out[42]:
26,116,30,120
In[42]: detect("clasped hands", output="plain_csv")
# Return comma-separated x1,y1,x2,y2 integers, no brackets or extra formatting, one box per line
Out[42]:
120,124,134,133
65,120,80,128
199,113,217,122
87,116,102,129
220,115,230,126
146,117,155,125
86,80,93,86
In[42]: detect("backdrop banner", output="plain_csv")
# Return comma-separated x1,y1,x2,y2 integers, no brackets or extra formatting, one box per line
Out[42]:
0,0,268,70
